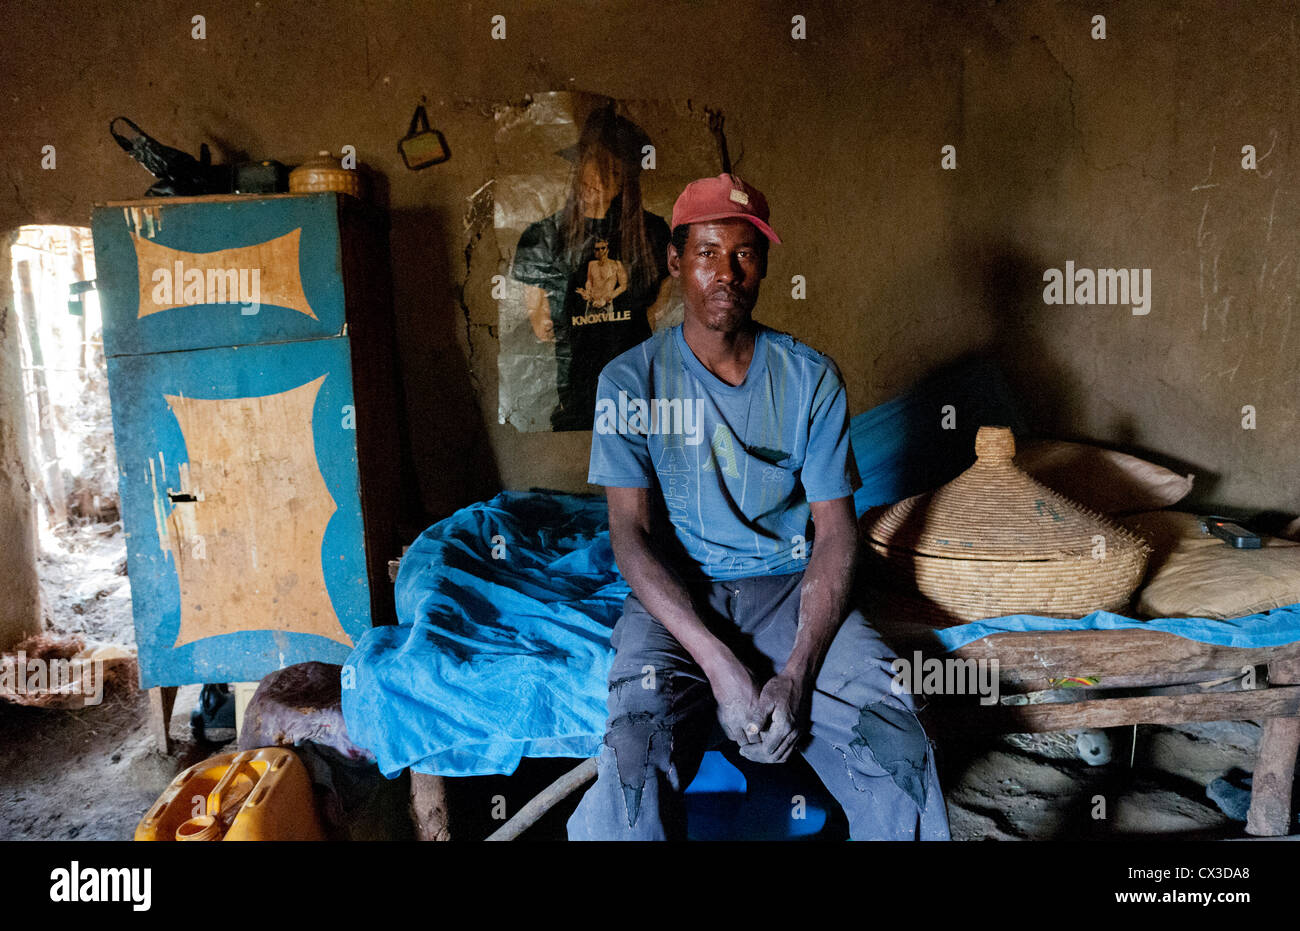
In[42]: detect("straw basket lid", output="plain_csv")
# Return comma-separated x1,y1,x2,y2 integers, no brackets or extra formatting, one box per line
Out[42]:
867,426,1150,561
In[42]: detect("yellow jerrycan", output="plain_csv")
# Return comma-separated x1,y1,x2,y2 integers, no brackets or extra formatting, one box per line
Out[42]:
136,747,326,841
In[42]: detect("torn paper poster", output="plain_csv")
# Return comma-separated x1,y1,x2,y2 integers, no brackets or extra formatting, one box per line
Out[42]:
494,91,726,432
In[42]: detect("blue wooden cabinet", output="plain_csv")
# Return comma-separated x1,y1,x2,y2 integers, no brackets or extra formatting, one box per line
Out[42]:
92,193,400,688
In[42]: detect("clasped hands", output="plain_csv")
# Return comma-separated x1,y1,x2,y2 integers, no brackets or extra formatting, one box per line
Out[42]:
709,659,808,764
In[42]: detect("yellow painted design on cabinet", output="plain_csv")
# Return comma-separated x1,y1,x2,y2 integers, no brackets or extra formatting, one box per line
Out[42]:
159,375,348,646
130,228,318,319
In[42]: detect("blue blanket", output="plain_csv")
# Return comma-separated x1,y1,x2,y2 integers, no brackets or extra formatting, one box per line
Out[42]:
342,490,1300,779
342,492,628,778
928,605,1300,653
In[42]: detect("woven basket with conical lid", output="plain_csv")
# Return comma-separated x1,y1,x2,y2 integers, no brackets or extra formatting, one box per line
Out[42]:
866,426,1151,622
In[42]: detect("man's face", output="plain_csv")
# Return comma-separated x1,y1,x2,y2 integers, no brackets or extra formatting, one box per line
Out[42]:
594,241,609,258
668,218,766,333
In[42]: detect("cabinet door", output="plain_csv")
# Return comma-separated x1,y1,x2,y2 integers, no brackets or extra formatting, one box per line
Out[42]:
92,194,348,358
108,336,368,687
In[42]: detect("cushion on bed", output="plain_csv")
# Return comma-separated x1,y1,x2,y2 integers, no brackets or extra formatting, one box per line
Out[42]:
1015,440,1194,515
1123,511,1300,619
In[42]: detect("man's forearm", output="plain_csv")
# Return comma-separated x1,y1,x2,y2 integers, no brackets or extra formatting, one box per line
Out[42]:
783,526,857,687
611,525,737,679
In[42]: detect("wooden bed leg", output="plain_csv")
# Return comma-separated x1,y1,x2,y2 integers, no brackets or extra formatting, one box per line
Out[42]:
1246,717,1300,836
148,686,179,754
410,772,451,841
1247,659,1300,837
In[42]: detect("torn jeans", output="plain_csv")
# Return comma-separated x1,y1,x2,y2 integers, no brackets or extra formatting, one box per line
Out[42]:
567,570,951,840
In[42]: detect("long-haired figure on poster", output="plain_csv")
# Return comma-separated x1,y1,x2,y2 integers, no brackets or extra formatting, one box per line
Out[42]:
510,106,673,431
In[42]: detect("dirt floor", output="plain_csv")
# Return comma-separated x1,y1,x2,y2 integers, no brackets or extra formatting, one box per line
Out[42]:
0,520,1282,840
943,723,1263,839
0,521,230,841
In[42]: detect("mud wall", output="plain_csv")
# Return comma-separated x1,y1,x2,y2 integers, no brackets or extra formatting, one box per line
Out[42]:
1,1,1295,644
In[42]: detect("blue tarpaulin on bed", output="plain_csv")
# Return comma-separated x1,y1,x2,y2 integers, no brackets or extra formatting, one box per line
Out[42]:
929,604,1300,652
341,490,1300,779
342,491,628,778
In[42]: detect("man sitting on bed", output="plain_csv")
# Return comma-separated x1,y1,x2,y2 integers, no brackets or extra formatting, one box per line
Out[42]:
568,173,951,840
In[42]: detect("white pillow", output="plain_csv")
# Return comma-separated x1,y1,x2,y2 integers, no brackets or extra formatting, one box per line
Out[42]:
1016,439,1193,515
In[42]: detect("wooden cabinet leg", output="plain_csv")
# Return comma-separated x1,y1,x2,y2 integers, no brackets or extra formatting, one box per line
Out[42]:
148,686,179,754
1247,659,1300,836
410,772,451,841
231,681,259,740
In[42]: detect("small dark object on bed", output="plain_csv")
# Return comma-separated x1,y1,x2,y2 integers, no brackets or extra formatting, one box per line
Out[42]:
1200,516,1263,549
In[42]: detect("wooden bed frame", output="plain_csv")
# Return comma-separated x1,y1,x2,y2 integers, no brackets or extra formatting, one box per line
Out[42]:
409,623,1300,840
393,537,1300,841
871,619,1300,837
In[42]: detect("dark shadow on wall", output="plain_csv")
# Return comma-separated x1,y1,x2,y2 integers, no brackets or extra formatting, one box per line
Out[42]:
388,206,502,529
974,244,1081,440
970,244,1221,500
849,348,1029,515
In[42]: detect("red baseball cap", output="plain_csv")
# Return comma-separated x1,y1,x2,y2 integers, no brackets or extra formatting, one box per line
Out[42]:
670,173,782,244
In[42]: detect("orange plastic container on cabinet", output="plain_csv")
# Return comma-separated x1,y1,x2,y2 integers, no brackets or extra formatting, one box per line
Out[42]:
136,747,326,841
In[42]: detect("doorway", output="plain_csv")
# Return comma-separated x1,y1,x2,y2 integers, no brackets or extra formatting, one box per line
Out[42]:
9,225,130,647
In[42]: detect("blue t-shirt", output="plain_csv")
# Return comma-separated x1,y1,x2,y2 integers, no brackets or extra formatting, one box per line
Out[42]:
588,323,853,581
